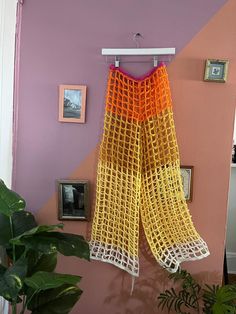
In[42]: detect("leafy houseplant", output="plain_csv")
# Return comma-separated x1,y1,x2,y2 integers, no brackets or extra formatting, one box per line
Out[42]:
158,268,236,314
0,179,90,314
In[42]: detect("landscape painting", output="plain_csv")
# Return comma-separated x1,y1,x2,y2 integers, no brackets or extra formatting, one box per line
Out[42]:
59,85,87,123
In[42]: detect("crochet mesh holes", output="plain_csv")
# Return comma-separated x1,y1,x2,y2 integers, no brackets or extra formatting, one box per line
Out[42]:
106,72,140,121
141,108,179,171
106,65,171,122
91,63,209,275
140,106,203,269
93,160,141,254
141,165,201,264
91,110,141,258
100,113,141,172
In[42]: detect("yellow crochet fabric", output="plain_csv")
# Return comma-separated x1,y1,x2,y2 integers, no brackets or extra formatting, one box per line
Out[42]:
90,63,209,276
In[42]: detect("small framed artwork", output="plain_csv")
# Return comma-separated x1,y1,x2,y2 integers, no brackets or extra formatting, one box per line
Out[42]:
204,59,229,83
59,85,87,123
57,180,89,220
180,166,194,202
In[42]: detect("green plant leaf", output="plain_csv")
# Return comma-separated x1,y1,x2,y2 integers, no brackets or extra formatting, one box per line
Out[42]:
158,268,200,313
11,224,64,243
0,211,37,247
0,182,89,312
203,283,220,312
0,180,26,217
212,302,236,314
12,211,37,237
3,211,38,260
11,231,90,260
0,264,7,275
24,250,58,278
216,285,236,303
0,213,11,245
47,232,90,260
206,285,236,314
0,210,37,247
31,253,57,274
27,284,82,314
0,256,27,301
24,271,81,291
169,268,201,300
157,288,194,314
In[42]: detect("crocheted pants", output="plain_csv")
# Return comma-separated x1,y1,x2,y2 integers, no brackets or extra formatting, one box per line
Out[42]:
90,63,209,277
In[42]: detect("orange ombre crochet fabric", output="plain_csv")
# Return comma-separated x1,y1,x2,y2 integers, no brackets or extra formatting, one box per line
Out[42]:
90,63,209,277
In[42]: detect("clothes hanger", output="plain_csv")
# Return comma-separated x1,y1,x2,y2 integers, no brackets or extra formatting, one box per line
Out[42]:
102,33,175,67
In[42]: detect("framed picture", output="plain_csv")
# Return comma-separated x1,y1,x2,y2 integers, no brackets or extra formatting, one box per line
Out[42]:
57,180,89,220
180,166,194,202
59,85,87,123
204,59,229,83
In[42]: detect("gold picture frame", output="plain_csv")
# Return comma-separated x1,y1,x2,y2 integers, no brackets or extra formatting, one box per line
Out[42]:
204,59,229,83
180,166,194,202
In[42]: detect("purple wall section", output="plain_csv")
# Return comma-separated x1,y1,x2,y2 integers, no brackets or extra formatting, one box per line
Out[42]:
14,0,227,211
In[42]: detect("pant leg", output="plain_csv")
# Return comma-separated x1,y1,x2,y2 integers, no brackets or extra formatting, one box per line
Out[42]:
140,74,209,273
90,70,142,277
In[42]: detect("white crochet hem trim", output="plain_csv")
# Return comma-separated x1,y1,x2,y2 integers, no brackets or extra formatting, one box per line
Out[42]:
90,241,139,277
90,239,210,276
158,239,210,273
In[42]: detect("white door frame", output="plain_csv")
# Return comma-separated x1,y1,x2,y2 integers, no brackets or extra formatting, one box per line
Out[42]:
0,0,18,313
0,0,18,188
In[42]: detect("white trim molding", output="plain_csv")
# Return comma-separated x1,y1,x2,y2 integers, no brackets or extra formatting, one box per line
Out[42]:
0,1,18,313
0,0,18,188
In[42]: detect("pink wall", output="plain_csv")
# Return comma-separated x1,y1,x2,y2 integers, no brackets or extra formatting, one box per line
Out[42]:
14,0,227,210
14,0,236,313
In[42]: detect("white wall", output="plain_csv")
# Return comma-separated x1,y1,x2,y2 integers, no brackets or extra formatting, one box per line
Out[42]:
0,0,18,188
226,167,236,273
0,0,18,313
226,113,236,273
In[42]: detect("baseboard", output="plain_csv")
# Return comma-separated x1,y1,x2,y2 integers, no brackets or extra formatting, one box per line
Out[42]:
226,252,236,274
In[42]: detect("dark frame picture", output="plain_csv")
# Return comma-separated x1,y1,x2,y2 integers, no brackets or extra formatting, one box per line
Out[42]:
180,166,194,202
57,180,89,220
204,59,229,83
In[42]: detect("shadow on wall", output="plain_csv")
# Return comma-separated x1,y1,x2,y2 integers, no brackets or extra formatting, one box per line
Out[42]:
104,266,169,314
103,262,221,314
37,144,222,314
102,231,221,314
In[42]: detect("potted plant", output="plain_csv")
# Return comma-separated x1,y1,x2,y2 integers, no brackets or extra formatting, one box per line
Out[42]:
0,179,90,314
158,268,236,314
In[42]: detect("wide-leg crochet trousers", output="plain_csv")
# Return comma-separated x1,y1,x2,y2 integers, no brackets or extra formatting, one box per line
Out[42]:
90,63,209,277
